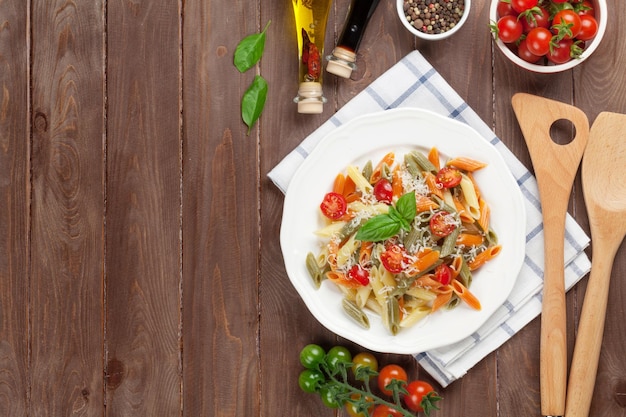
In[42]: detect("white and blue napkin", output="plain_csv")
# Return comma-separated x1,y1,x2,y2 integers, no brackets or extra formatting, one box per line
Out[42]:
268,50,591,387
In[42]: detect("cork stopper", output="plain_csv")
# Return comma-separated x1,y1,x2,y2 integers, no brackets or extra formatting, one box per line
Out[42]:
295,82,326,114
326,47,357,79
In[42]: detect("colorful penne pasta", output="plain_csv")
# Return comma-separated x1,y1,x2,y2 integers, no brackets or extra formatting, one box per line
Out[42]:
306,147,501,335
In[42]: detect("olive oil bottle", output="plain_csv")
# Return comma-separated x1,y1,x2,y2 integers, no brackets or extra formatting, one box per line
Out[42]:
292,0,332,114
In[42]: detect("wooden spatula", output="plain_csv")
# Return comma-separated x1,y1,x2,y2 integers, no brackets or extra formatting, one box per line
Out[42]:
565,112,626,417
512,93,589,417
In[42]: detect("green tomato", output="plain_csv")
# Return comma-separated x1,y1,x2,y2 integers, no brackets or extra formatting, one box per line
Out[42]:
298,369,325,393
351,352,379,381
325,346,352,373
319,386,342,409
299,344,326,369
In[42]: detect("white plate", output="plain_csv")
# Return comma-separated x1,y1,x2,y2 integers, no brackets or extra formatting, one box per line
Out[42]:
280,108,526,354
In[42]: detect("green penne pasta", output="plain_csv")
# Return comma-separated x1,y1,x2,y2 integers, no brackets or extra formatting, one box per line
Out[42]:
342,298,370,329
408,150,437,173
305,252,324,288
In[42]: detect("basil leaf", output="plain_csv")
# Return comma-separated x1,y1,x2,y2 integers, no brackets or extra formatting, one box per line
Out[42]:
241,75,268,134
355,214,401,242
234,21,271,73
395,191,417,222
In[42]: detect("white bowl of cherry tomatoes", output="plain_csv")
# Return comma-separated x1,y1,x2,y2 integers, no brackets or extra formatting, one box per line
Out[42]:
490,0,606,73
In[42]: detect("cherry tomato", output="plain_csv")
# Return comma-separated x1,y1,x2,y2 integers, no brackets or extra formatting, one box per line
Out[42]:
404,380,440,413
351,352,379,380
319,385,342,408
434,264,453,286
298,369,325,393
520,6,550,33
517,38,542,63
345,394,374,417
577,14,598,40
496,15,523,43
435,167,462,188
575,0,594,17
552,9,582,40
526,27,553,56
371,405,402,417
347,264,370,286
511,0,537,14
380,244,407,274
320,192,347,220
429,211,457,238
373,178,393,203
547,38,573,64
496,0,517,17
377,364,408,396
299,344,326,369
325,346,352,373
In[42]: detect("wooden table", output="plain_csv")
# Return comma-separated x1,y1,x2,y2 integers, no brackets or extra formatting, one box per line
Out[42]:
1,0,625,415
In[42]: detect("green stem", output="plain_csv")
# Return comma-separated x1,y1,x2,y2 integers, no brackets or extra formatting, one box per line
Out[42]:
326,372,415,417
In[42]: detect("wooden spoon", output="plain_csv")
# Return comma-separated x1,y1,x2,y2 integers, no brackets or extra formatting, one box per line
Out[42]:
512,93,589,417
565,112,626,417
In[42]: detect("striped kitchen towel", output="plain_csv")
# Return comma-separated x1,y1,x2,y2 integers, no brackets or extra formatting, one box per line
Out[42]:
268,50,590,387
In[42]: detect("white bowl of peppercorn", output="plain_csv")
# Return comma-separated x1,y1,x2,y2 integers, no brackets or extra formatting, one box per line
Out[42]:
490,0,607,73
397,0,471,40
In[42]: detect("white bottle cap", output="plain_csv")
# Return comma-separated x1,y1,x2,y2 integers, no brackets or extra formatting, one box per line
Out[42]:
295,82,326,114
326,47,356,79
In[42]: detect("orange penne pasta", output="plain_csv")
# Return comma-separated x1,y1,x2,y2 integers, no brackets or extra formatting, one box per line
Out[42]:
333,173,346,195
446,156,487,172
369,152,395,183
406,250,441,277
448,256,463,280
431,289,453,312
453,195,474,223
326,271,361,289
423,171,444,199
468,245,502,270
451,280,481,310
456,233,484,247
416,195,439,212
428,147,441,171
477,198,490,232
392,168,403,199
414,274,445,291
358,241,374,265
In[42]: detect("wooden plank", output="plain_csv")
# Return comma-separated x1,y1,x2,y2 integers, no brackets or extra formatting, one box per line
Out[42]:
0,1,29,415
105,1,181,415
259,0,343,415
29,1,105,415
180,0,261,415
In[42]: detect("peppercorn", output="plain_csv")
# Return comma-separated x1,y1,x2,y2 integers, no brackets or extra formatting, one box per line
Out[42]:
403,0,465,36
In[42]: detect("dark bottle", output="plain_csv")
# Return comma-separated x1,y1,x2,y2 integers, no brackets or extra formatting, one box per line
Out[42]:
326,0,381,78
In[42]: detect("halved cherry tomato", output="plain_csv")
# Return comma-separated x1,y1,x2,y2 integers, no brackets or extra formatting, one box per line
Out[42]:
378,364,408,396
373,178,393,203
434,264,453,286
380,244,407,274
430,211,457,238
320,192,347,220
435,167,462,188
347,265,370,286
